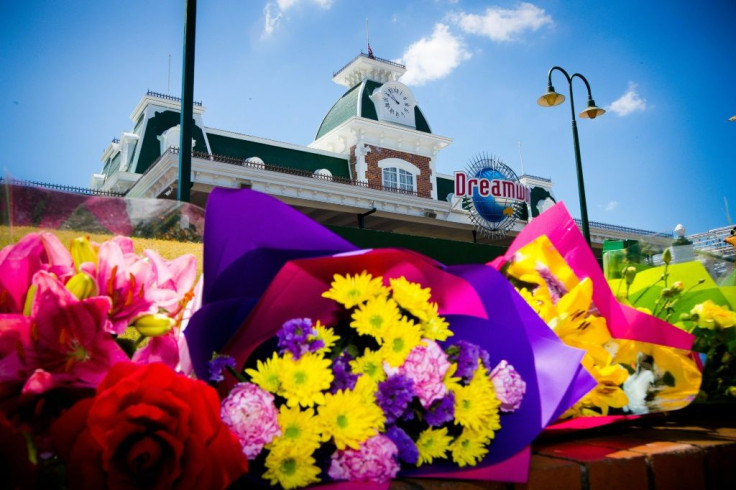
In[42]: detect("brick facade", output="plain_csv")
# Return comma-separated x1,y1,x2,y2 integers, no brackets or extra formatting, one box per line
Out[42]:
350,144,433,198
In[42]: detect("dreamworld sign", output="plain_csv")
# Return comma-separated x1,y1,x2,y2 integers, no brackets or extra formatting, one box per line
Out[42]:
454,156,531,237
454,173,531,203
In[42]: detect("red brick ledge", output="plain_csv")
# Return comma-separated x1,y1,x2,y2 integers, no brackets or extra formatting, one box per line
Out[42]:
391,403,736,490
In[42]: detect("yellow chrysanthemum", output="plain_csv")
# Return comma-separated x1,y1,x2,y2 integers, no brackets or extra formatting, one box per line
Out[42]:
317,384,385,450
263,443,321,490
415,427,452,466
245,351,283,394
309,321,339,354
418,302,454,341
352,373,380,403
350,348,387,385
443,362,463,392
389,276,433,320
350,296,401,341
267,406,322,453
279,352,333,408
450,428,490,467
322,271,388,309
380,317,423,367
452,363,501,434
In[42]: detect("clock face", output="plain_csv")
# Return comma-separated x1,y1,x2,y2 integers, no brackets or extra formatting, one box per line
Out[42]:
381,86,412,119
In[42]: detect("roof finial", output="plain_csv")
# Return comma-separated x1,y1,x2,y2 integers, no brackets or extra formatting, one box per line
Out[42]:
366,18,374,58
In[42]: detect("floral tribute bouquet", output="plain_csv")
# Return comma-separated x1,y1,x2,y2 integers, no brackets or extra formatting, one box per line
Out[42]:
607,239,736,401
184,188,597,487
489,203,702,428
212,272,529,488
0,186,248,488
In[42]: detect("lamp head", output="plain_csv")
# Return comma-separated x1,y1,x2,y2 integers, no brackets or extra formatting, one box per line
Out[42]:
537,83,565,107
579,98,606,119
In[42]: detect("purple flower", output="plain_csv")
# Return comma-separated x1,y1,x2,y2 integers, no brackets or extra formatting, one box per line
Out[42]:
425,391,455,426
450,340,489,381
377,374,415,424
277,318,313,358
385,425,419,465
307,337,325,354
207,355,236,383
331,353,359,393
537,266,567,304
490,360,527,412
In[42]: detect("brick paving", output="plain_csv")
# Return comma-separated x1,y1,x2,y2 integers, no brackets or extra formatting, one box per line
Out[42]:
392,403,736,490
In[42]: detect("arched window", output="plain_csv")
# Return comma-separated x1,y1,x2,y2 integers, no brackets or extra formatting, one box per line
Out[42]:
378,159,419,193
382,167,414,192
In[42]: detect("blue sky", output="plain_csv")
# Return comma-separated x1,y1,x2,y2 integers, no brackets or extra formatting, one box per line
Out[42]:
1,0,734,235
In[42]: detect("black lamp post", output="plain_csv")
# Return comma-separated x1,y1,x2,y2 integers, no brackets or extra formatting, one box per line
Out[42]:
178,0,197,203
537,66,605,247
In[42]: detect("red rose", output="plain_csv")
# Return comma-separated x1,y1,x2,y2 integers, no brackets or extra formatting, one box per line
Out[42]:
51,362,248,489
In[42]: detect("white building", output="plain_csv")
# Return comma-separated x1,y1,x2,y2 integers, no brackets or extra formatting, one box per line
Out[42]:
91,52,663,259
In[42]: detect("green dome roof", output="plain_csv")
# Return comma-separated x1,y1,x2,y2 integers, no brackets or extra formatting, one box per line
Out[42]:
315,80,433,140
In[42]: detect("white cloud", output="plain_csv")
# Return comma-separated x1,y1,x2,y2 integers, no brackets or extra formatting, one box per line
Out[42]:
397,24,471,86
607,82,647,116
263,4,281,36
605,200,619,211
451,2,552,42
277,0,332,10
263,0,333,37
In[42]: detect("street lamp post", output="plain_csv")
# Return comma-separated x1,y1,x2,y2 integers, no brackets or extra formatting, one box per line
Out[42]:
537,66,605,247
178,0,197,203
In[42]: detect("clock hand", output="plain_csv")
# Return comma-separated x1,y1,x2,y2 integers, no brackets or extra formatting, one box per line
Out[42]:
387,93,400,104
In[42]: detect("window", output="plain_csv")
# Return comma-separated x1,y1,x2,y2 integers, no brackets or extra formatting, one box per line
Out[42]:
382,167,414,192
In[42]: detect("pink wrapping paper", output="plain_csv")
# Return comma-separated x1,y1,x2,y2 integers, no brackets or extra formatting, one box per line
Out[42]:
490,202,694,349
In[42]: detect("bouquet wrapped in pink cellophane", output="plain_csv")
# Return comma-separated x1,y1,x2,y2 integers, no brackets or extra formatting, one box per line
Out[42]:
489,202,702,431
0,182,249,489
184,188,596,488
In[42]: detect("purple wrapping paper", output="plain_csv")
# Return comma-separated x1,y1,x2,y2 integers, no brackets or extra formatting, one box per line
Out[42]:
185,188,356,379
184,188,595,482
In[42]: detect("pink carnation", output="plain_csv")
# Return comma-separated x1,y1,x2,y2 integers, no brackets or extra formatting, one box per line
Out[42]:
398,340,450,408
490,360,526,412
328,434,400,483
220,382,281,459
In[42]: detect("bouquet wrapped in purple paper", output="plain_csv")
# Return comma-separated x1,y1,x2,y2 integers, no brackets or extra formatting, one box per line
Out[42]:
185,188,596,487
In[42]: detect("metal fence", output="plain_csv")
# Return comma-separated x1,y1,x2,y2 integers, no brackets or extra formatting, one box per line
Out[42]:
333,52,406,78
146,90,203,107
0,177,125,197
151,147,427,198
574,217,668,239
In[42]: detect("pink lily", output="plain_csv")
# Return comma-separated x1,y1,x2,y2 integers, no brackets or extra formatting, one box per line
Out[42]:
143,248,197,316
0,232,73,313
131,331,180,369
23,271,128,393
80,238,156,335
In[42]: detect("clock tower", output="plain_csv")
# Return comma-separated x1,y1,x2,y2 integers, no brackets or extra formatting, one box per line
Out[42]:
310,52,451,200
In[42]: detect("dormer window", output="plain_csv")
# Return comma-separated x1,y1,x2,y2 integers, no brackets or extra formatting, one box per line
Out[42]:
382,167,414,192
378,158,419,194
158,125,195,155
